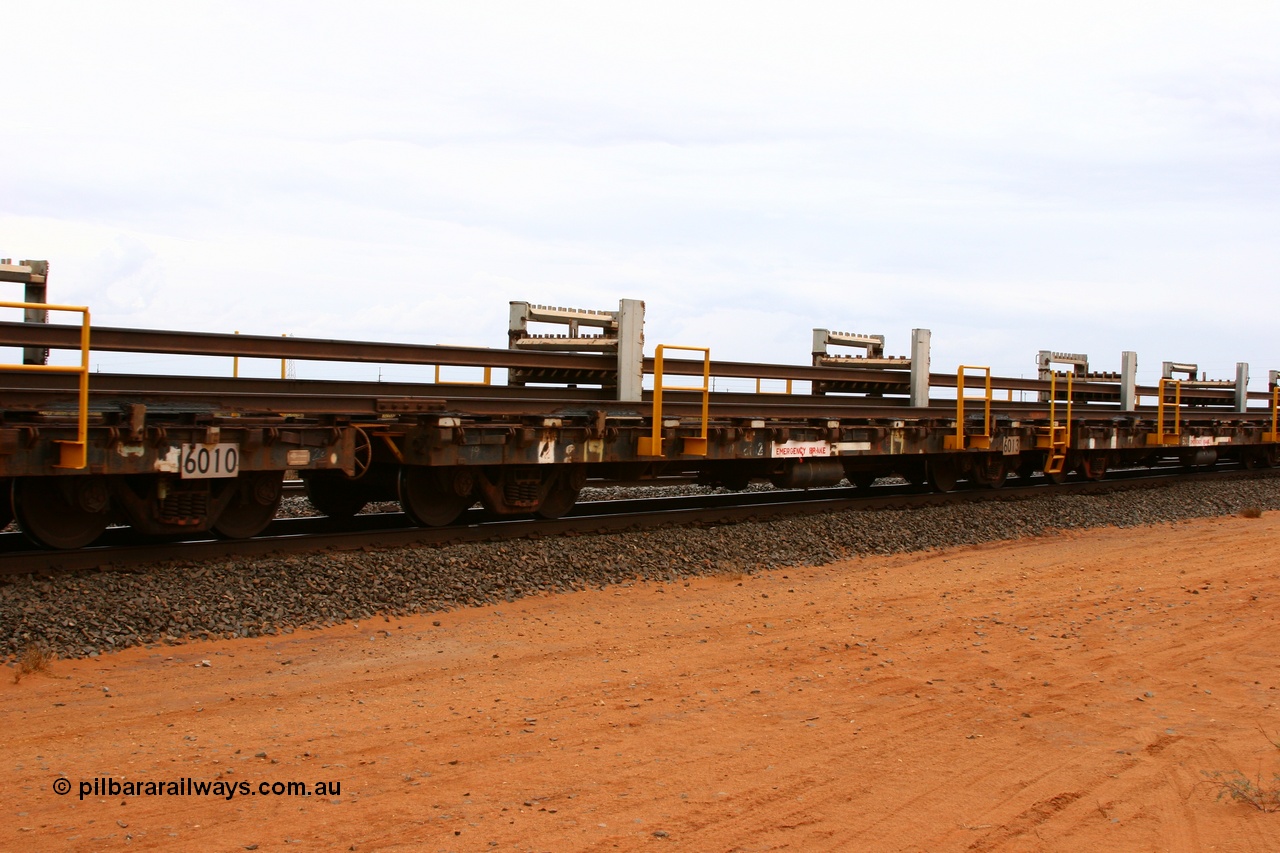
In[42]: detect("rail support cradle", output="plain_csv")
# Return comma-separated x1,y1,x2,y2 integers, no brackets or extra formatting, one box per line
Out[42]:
1,258,1277,550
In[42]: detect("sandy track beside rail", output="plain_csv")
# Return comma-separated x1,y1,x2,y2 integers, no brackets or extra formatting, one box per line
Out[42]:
5,515,1280,852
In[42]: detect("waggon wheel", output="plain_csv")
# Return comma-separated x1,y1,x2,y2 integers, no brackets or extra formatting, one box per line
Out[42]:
536,482,581,519
928,458,959,492
213,471,283,539
302,471,368,519
400,466,473,527
849,470,878,490
0,479,12,530
1242,449,1273,470
14,476,111,550
536,466,586,519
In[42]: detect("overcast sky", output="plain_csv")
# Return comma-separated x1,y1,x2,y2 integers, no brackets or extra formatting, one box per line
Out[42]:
3,2,1277,389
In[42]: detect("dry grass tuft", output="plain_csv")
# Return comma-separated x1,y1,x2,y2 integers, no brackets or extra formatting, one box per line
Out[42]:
1203,730,1280,812
1203,769,1280,812
1240,506,1264,519
12,643,53,684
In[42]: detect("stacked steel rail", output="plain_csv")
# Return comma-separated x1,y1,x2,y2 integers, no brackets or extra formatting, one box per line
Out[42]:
1,260,1277,550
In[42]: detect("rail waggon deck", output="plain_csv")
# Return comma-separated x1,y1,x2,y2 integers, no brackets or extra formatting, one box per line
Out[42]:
2,260,1277,548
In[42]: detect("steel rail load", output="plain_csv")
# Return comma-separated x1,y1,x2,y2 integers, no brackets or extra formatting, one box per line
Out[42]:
1,261,1277,550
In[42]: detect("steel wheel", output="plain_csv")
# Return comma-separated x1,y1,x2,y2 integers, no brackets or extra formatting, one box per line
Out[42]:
400,466,472,527
0,479,12,530
303,471,368,519
14,476,111,550
213,471,283,539
536,481,580,519
928,458,959,492
849,470,879,490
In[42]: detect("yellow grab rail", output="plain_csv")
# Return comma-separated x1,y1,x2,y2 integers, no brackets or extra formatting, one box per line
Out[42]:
944,365,991,450
1270,385,1279,442
638,344,710,457
1049,370,1073,428
1042,371,1073,474
0,300,91,468
754,377,794,395
1147,378,1182,445
434,364,493,386
231,331,300,380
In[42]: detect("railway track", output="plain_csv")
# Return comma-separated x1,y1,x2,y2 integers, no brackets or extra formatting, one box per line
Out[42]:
3,465,1268,576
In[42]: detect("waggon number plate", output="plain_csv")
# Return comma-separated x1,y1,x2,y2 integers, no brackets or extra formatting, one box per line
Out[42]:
179,443,240,479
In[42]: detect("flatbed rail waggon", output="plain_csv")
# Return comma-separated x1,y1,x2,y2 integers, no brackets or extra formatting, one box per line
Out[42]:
2,261,1278,550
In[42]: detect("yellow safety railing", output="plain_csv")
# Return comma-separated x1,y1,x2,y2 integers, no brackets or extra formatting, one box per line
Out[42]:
230,331,296,379
943,365,991,450
754,377,794,395
1269,385,1279,443
0,300,91,468
1040,371,1073,474
1147,378,1182,445
638,345,710,457
434,364,493,386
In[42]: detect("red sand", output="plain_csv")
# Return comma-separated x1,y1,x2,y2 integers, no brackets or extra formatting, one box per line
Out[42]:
6,514,1280,851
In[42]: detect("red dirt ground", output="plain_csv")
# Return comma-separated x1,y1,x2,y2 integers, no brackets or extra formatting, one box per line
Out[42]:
5,514,1280,852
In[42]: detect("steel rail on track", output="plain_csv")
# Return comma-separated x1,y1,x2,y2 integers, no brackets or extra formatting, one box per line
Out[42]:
0,320,1258,406
3,467,1273,576
0,368,1260,422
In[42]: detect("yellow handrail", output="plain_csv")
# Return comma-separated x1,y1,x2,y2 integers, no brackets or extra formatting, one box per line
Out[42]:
754,377,793,395
1041,371,1073,474
1151,378,1182,444
1270,385,1279,442
1049,370,1073,429
230,331,296,379
434,365,493,386
0,300,91,468
944,365,991,450
638,344,710,457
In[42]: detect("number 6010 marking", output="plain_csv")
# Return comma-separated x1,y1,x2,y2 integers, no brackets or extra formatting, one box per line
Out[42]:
179,443,240,479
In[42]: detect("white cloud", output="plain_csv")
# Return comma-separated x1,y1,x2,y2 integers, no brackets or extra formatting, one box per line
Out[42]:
2,1,1277,388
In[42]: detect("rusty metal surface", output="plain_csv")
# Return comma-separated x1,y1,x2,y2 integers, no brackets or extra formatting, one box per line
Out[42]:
0,366,1260,419
2,319,1260,408
2,466,1268,576
0,321,618,372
